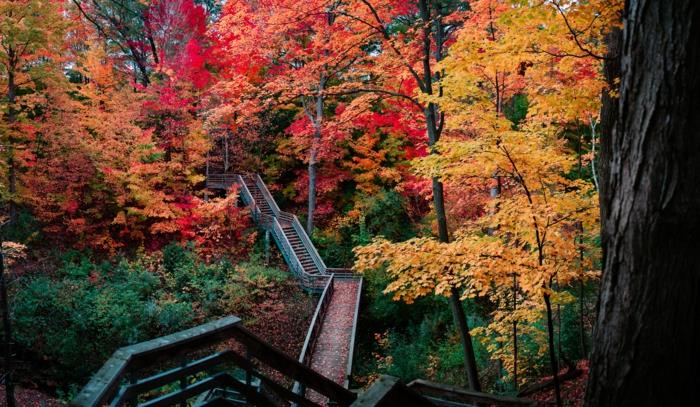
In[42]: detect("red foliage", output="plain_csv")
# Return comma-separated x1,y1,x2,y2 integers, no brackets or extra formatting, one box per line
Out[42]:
530,360,590,407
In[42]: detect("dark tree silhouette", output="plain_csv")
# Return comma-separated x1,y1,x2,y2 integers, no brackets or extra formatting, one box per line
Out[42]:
586,0,700,405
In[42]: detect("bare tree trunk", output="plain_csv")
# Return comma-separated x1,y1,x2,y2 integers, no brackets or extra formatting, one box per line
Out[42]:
585,1,700,405
418,0,481,390
306,87,324,236
306,153,318,235
544,293,563,407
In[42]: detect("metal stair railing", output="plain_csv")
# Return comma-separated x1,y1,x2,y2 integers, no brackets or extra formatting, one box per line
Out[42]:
236,175,264,225
252,174,281,217
269,215,329,293
213,173,358,289
249,174,328,275
345,276,363,389
206,174,238,190
277,212,328,274
236,174,328,293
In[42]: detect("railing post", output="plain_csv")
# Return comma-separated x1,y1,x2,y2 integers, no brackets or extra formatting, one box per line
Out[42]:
245,349,253,403
179,360,188,407
264,230,270,265
125,374,137,407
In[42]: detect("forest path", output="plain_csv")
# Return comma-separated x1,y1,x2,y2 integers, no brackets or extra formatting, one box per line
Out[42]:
207,171,362,403
308,278,361,405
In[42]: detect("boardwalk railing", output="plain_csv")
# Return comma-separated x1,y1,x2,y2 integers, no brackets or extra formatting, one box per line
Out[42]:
205,173,238,190
212,172,358,279
252,173,282,216
71,316,357,407
278,212,327,274
293,276,335,397
407,379,542,407
209,171,363,386
234,173,330,293
345,277,363,388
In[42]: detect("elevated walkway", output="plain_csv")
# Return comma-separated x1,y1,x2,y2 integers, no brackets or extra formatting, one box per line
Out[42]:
208,173,362,394
71,317,542,407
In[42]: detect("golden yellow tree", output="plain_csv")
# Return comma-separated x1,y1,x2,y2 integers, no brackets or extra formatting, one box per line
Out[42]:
355,0,620,401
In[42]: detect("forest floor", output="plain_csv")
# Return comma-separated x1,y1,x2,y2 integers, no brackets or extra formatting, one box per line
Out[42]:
530,360,589,406
0,385,64,407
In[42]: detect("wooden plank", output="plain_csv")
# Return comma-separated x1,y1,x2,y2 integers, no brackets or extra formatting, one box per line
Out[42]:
139,373,275,407
228,325,356,406
71,317,242,407
71,349,131,407
408,379,539,407
351,376,435,407
345,277,363,388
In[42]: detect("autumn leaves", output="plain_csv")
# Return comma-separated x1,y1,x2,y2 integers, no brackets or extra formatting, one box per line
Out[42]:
354,0,618,399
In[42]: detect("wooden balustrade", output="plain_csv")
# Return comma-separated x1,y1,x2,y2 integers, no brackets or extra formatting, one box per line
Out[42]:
293,276,335,397
71,316,356,407
407,379,543,407
206,174,238,190
345,277,363,388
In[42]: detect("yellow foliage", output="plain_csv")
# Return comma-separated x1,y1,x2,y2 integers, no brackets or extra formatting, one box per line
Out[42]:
354,0,620,382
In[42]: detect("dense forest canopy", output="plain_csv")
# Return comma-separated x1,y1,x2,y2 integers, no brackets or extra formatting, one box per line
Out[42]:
0,0,697,406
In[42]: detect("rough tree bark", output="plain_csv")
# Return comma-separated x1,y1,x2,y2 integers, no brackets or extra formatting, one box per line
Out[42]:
585,1,700,405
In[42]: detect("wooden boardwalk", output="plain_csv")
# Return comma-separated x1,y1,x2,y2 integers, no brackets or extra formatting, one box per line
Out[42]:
208,172,362,403
310,279,361,385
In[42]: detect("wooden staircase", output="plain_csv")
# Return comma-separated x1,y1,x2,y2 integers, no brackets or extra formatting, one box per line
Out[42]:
70,317,543,407
208,173,362,397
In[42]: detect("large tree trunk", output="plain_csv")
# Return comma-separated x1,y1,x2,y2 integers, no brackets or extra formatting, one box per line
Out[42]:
585,1,700,405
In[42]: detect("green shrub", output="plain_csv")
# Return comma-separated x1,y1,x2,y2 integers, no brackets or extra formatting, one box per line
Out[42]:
11,246,292,388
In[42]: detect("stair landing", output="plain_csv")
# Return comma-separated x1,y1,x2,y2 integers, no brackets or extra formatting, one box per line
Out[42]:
310,279,361,387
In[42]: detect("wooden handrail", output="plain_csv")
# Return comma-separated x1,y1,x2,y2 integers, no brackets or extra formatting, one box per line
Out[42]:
293,275,334,397
350,376,435,406
71,316,357,407
327,268,358,279
253,174,281,217
227,325,356,406
345,277,363,388
407,379,541,407
72,316,242,407
299,276,334,366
